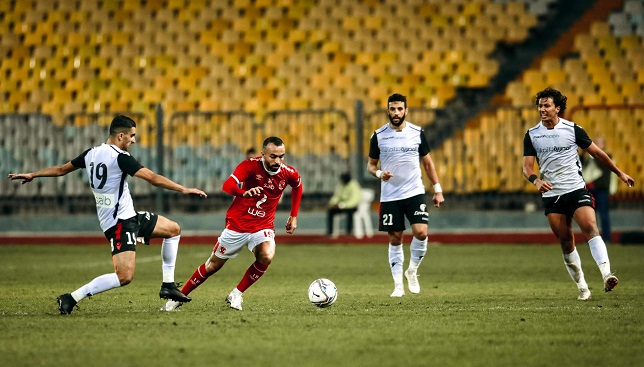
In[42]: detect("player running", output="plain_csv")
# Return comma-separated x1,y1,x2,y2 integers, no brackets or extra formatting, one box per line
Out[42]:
523,88,634,300
8,115,207,314
161,136,302,311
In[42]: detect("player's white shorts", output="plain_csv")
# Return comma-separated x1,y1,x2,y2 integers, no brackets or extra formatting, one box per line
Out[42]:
212,228,276,259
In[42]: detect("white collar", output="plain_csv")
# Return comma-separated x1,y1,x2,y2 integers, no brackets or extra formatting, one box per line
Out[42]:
260,157,281,176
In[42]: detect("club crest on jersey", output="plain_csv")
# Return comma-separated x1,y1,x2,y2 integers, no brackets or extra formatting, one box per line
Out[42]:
278,180,286,190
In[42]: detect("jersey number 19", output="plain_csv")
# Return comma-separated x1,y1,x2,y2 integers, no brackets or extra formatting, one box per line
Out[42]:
89,162,107,189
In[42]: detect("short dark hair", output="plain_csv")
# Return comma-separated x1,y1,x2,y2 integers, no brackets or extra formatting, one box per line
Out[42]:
535,88,567,115
263,136,284,149
109,115,136,136
388,93,407,108
340,172,351,184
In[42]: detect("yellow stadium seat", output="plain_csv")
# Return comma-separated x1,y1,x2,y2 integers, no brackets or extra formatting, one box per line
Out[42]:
540,57,561,72
143,89,164,104
621,81,642,95
65,79,86,92
589,22,611,37
342,17,361,30
199,99,220,111
545,69,567,85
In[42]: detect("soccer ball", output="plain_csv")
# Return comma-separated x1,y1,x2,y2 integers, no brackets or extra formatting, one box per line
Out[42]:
308,278,338,308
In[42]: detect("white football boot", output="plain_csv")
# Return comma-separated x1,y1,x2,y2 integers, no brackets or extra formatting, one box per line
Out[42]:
404,269,420,294
226,289,243,310
577,288,591,301
390,284,405,297
160,300,183,311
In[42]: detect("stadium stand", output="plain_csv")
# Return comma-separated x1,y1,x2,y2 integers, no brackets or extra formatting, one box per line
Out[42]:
487,0,644,198
0,0,642,214
0,0,537,120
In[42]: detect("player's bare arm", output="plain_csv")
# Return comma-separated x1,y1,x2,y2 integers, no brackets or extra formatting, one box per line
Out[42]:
421,154,444,207
367,157,393,181
522,155,552,193
134,167,207,197
8,162,78,184
585,143,635,188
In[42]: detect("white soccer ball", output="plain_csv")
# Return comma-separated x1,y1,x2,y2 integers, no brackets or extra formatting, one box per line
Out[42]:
308,278,338,308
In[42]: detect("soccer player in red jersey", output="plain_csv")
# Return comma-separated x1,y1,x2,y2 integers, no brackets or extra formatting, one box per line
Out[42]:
161,137,302,311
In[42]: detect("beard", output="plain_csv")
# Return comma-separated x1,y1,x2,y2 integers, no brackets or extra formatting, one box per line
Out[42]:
389,112,406,127
265,161,280,172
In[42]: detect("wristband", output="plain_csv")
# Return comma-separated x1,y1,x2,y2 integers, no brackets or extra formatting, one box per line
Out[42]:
528,174,538,184
375,170,383,179
433,183,442,193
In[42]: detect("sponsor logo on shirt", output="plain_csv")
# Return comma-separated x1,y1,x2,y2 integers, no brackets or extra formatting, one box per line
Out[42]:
93,192,115,208
533,134,559,139
256,194,267,209
382,146,418,153
537,146,573,154
249,194,267,217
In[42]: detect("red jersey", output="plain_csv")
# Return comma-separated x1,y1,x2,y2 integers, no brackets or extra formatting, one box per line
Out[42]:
223,157,302,233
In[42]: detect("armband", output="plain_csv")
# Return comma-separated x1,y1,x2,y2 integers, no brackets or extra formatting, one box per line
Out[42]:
528,174,538,184
433,183,443,193
375,170,383,179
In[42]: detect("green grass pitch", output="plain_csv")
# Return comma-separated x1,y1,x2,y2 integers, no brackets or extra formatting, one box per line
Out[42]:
1,243,642,367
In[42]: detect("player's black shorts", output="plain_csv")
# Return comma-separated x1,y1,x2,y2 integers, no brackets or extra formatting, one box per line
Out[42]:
103,211,158,255
542,188,595,217
378,194,429,232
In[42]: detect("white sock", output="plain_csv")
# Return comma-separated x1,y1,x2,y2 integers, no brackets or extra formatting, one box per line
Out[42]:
588,235,611,278
563,249,588,289
388,244,404,287
409,237,428,272
161,235,180,283
70,273,121,302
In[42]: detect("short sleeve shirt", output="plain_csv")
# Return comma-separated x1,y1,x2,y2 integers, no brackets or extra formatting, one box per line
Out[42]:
369,121,430,202
523,118,591,197
71,143,143,231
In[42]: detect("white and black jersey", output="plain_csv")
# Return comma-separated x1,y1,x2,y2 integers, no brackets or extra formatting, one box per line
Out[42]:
523,118,592,197
369,121,431,202
71,143,143,231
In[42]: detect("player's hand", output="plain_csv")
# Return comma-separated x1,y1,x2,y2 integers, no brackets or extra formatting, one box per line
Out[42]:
535,179,552,193
433,192,444,208
7,173,33,184
381,171,394,182
184,188,207,198
285,216,297,234
619,172,635,188
243,186,263,197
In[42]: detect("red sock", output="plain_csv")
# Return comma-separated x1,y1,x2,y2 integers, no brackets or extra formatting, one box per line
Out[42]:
180,264,210,296
236,261,269,293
